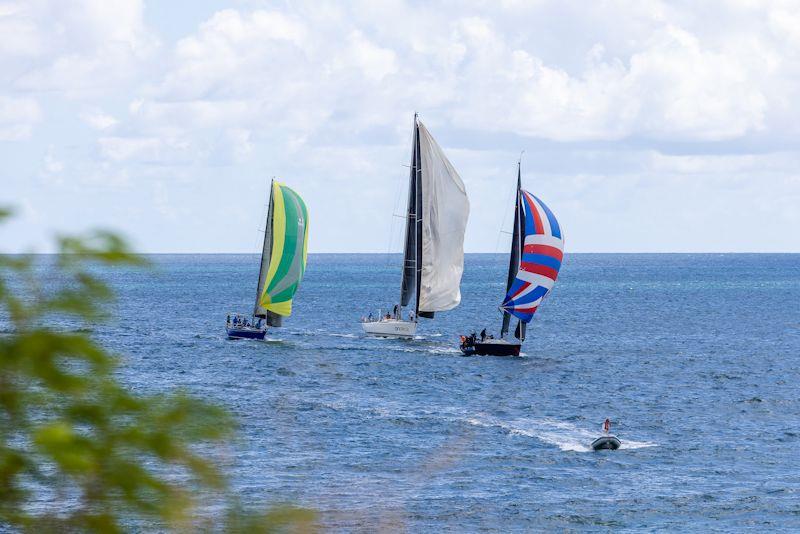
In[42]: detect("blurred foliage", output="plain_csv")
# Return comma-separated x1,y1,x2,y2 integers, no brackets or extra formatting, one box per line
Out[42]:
0,210,315,532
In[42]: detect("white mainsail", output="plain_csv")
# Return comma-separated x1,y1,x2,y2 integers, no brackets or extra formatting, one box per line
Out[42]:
416,121,470,313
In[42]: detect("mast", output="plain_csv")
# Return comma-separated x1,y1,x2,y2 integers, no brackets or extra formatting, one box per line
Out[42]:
253,179,274,319
501,163,524,339
399,114,419,316
413,115,427,319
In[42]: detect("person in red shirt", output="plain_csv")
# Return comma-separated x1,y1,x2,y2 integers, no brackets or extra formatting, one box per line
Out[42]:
603,418,611,434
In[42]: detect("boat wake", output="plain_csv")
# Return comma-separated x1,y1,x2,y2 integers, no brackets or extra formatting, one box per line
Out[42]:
465,415,657,453
288,395,656,453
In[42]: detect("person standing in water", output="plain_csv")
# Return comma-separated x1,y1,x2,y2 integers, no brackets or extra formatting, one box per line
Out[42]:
603,418,611,434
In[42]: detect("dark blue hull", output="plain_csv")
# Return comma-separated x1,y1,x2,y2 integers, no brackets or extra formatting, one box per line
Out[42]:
460,340,521,357
226,327,267,340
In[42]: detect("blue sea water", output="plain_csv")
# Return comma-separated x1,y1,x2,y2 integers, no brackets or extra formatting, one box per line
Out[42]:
51,254,800,530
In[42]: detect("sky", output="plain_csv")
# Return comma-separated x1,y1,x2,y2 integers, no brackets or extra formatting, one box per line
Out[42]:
1,0,799,253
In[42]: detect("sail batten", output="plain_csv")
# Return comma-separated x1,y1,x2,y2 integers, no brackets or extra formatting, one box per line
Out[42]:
253,181,309,325
500,189,563,325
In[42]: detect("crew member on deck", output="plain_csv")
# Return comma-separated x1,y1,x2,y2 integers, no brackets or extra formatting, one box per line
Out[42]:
480,328,487,341
603,418,611,434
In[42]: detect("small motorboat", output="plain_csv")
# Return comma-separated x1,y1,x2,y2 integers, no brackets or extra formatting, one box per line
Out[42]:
591,435,621,451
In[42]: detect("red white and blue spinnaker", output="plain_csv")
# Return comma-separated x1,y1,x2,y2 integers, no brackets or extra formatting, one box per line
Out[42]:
500,190,564,323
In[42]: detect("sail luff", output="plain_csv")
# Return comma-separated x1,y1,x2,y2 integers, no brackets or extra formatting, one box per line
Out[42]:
253,179,274,318
501,166,523,338
414,119,425,318
400,115,418,308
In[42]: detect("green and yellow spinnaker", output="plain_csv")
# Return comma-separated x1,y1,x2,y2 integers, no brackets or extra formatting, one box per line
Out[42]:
253,181,309,320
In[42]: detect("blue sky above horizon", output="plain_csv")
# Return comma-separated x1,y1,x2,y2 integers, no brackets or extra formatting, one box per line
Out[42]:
1,0,799,253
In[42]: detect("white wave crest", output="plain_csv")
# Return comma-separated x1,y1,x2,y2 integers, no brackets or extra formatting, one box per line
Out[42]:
466,415,656,452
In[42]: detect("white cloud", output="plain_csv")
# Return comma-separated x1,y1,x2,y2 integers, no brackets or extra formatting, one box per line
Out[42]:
81,109,118,131
0,95,41,140
3,1,800,253
116,1,793,151
337,30,398,82
1,0,158,98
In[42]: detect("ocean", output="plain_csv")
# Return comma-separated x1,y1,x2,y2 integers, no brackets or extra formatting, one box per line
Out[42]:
67,254,800,530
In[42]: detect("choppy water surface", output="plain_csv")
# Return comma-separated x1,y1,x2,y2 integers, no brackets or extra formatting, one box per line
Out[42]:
93,254,800,530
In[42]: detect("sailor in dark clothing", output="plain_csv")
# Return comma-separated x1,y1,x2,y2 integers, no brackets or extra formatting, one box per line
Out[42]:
480,328,487,341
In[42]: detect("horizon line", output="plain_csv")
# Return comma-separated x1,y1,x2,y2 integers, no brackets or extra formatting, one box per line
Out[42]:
7,251,800,255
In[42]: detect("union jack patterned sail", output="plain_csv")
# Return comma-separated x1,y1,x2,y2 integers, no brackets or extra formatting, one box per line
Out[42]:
500,190,563,323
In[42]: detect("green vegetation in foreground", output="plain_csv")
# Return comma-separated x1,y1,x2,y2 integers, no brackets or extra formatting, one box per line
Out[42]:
0,208,315,532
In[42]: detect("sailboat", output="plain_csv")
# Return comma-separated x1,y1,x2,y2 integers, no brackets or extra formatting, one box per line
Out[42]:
460,162,563,356
361,114,470,338
226,180,309,340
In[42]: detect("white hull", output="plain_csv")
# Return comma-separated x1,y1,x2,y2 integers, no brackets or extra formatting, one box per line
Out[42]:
361,319,417,338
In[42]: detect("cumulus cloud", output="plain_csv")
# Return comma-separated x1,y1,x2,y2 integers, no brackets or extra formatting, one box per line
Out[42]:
2,0,800,252
1,0,158,97
117,1,797,154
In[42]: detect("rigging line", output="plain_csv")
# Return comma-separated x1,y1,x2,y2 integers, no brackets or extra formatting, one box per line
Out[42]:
386,128,413,267
252,177,272,257
386,162,405,265
494,158,519,256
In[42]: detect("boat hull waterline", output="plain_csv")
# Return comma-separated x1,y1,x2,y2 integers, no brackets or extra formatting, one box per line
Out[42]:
460,339,521,357
591,436,621,451
226,326,267,340
362,319,417,338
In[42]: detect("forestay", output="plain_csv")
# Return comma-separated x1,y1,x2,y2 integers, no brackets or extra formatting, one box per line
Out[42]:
254,181,309,320
500,191,563,322
416,121,470,313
